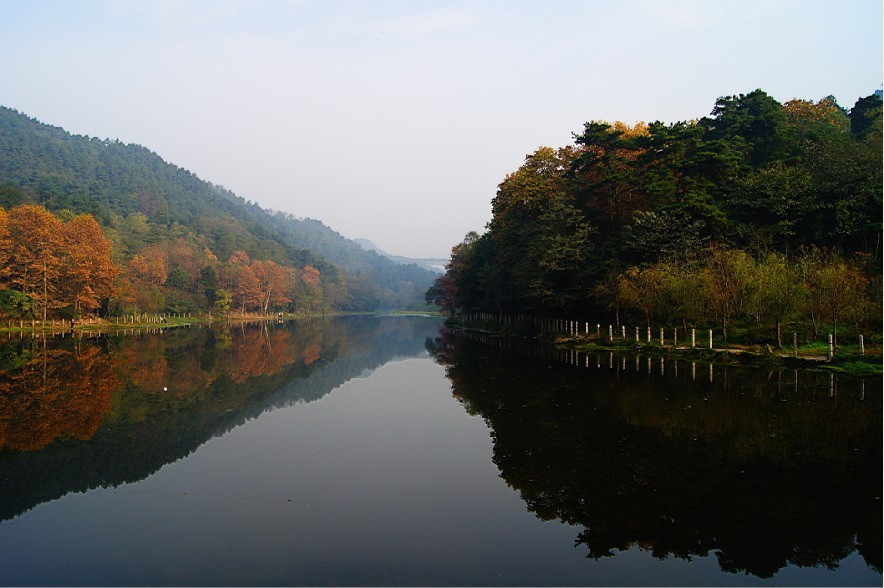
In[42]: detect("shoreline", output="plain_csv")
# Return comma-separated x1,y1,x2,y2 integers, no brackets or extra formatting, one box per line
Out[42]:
452,321,882,377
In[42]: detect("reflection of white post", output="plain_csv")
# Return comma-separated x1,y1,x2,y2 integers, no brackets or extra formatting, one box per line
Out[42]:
709,363,713,383
692,362,696,381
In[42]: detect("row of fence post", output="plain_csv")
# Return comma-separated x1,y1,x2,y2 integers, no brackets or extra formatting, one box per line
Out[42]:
460,313,865,356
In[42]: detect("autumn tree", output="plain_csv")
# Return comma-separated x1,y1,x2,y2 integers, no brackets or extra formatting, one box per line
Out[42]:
60,214,118,316
252,259,294,314
221,252,262,314
2,205,66,321
125,244,168,313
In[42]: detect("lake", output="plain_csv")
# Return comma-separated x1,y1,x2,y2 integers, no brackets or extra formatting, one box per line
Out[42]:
0,316,880,586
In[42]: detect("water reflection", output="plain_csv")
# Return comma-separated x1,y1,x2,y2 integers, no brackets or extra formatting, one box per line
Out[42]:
0,316,440,522
427,328,882,579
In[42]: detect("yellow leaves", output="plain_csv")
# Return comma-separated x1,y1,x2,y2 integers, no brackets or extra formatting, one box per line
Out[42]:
611,120,650,138
783,98,849,131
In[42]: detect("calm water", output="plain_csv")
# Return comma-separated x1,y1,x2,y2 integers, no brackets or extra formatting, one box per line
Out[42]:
0,316,880,586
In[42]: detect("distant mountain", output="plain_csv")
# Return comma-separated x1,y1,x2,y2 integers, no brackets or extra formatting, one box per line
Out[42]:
353,238,446,273
0,106,436,309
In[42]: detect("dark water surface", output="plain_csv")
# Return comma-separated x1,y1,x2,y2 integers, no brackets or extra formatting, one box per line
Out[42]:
0,317,880,586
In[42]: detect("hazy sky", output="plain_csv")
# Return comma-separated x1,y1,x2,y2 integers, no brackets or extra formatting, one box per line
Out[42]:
1,0,881,258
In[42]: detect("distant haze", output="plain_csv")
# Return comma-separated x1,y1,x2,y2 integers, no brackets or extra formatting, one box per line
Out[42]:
1,0,880,258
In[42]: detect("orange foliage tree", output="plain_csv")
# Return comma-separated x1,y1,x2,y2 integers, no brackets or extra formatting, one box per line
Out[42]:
1,205,65,320
60,214,118,316
252,259,294,314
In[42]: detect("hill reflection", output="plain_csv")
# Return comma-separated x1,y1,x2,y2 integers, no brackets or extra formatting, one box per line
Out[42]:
427,328,882,579
0,316,441,521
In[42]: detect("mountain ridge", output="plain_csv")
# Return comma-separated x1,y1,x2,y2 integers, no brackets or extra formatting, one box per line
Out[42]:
353,238,446,273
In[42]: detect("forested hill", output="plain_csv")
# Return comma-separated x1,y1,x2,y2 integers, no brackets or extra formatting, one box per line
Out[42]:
0,106,435,310
429,89,882,345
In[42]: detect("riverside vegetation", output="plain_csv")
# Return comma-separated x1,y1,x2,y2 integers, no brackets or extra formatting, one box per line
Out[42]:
426,90,882,372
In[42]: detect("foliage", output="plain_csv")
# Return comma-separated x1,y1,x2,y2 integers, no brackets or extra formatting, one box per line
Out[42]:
427,89,882,345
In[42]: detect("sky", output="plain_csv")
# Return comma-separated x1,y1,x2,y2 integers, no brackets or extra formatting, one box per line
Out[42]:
0,0,881,259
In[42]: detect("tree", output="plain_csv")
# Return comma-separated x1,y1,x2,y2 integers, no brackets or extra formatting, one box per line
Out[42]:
488,147,594,313
804,252,868,350
617,265,661,328
700,246,754,342
746,252,804,347
60,213,118,316
252,259,293,314
655,258,706,332
298,265,324,315
425,274,458,317
0,289,33,318
849,93,883,139
702,89,787,167
213,288,232,318
2,205,66,321
125,244,168,313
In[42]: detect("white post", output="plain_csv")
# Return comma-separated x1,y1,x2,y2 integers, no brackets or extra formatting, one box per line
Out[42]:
692,328,696,348
621,325,626,339
828,334,834,359
859,335,864,355
659,328,664,346
635,326,640,342
709,329,713,349
647,326,651,343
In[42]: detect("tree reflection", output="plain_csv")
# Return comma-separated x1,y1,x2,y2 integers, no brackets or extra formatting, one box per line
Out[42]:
427,329,882,578
0,317,441,522
0,337,117,451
